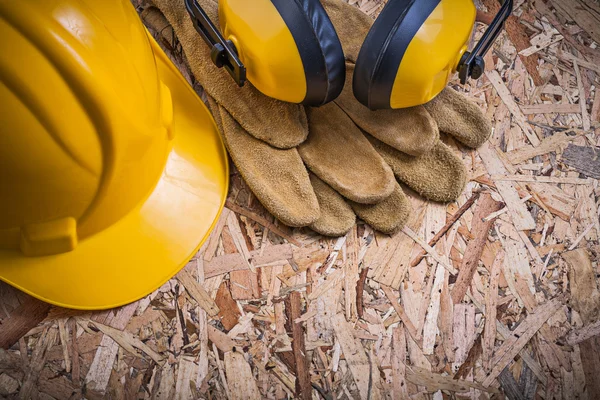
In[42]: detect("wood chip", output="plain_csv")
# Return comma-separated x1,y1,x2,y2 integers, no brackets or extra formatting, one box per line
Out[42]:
381,285,420,344
408,365,498,394
204,244,295,278
57,318,71,373
0,373,19,396
507,131,577,164
203,208,231,261
226,211,255,272
492,174,593,185
215,281,241,330
284,292,311,399
550,0,600,44
225,201,301,246
564,248,600,398
18,326,57,399
566,319,600,345
307,268,344,301
410,192,479,268
482,250,504,370
564,249,600,323
520,103,581,115
451,193,503,304
176,268,220,317
89,320,163,364
224,351,261,400
478,142,536,230
486,70,541,146
401,226,457,275
344,227,359,322
519,33,563,57
356,267,369,320
481,297,563,387
391,325,409,398
573,60,591,131
529,183,576,221
85,303,137,394
207,325,239,353
562,144,600,179
0,296,51,350
331,314,382,400
453,304,476,371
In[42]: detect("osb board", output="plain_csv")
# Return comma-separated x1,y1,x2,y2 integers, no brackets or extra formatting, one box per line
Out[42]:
1,0,600,399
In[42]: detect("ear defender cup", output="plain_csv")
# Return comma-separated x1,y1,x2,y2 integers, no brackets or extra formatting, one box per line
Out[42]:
219,0,345,106
353,0,476,110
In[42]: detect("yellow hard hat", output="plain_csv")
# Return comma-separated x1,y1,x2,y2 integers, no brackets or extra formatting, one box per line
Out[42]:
0,0,228,309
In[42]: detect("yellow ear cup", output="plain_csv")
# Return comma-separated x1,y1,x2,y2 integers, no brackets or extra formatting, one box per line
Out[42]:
217,0,346,106
353,0,476,110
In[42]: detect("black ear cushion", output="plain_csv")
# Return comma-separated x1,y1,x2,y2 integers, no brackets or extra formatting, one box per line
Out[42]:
353,0,440,110
271,0,345,106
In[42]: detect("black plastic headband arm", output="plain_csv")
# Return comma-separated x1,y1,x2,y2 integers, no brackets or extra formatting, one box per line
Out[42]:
458,0,513,84
184,0,246,86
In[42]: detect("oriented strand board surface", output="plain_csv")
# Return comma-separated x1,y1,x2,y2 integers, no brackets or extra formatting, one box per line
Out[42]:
1,0,599,398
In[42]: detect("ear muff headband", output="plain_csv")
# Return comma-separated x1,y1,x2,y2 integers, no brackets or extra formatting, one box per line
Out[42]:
271,0,345,106
353,0,441,110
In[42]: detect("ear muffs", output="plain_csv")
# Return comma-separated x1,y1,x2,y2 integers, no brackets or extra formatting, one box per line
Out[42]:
185,0,345,107
353,0,475,110
354,0,512,110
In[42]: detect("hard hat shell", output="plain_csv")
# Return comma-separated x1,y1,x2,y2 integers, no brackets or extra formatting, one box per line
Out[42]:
353,0,477,109
0,0,228,309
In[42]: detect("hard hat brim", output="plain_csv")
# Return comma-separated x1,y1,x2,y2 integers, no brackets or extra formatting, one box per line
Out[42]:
0,36,229,310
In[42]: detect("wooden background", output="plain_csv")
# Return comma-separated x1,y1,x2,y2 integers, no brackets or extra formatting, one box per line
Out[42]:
1,0,599,398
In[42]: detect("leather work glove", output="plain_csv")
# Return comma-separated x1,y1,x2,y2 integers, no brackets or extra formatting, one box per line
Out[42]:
141,0,491,237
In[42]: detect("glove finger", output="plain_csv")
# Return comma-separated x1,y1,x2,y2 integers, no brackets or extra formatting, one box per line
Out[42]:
147,0,307,149
299,103,396,204
350,183,412,235
423,87,492,149
208,98,320,227
308,174,356,237
335,63,439,156
368,135,467,202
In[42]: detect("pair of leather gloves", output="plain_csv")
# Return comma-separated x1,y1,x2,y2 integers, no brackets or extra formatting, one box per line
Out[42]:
143,0,491,236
